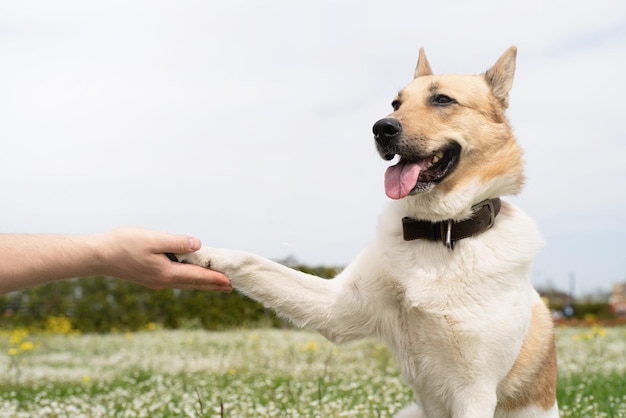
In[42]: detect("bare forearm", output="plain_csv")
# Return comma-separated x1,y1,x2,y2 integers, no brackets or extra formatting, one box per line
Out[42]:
0,227,232,294
0,234,103,293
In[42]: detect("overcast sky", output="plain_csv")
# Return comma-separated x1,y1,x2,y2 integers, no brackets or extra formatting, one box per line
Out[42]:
1,0,625,297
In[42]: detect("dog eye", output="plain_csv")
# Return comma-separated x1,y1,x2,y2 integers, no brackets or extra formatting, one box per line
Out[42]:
431,94,456,106
391,100,401,111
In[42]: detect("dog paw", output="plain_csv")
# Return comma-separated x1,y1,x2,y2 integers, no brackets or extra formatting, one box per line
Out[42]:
176,248,264,288
176,247,215,269
176,247,245,275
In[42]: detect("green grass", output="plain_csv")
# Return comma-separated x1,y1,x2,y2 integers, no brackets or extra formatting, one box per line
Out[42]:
557,372,626,417
0,326,624,417
559,371,626,401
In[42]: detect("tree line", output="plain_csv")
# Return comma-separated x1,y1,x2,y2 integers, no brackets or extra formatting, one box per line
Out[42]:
0,264,340,332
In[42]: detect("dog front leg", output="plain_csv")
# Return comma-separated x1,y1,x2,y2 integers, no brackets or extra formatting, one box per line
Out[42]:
177,247,377,343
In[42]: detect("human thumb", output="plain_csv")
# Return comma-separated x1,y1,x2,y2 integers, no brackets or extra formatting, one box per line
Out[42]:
184,237,202,252
161,234,202,255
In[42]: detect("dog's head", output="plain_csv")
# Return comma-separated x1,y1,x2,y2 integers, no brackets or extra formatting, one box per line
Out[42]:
374,47,524,217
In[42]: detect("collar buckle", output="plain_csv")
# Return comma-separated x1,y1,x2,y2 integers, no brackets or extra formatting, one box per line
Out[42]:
472,198,496,230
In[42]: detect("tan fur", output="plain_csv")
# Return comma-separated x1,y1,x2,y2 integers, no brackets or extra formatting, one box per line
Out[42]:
391,48,525,197
414,47,433,78
497,303,558,410
484,46,517,108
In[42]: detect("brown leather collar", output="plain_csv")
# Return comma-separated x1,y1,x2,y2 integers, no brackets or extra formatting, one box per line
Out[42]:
402,198,502,250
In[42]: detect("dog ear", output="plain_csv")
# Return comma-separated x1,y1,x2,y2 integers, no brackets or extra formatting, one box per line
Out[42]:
414,47,433,78
484,46,517,108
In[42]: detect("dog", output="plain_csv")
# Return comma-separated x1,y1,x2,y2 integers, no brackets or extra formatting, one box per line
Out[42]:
178,46,559,417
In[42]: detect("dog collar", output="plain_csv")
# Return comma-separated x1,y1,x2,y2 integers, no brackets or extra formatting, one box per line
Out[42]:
402,198,502,250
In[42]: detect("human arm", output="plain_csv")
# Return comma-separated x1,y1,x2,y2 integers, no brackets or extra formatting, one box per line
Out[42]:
0,227,232,294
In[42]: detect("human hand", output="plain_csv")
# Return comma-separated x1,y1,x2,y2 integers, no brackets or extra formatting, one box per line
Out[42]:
94,227,232,292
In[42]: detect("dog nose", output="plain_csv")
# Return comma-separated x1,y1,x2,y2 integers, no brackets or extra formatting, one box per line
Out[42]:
372,118,402,146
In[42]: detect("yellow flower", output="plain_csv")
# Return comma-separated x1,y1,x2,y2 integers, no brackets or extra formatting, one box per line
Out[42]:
7,348,18,356
303,341,319,352
228,368,237,375
9,329,28,345
18,341,34,351
45,315,73,334
82,375,91,383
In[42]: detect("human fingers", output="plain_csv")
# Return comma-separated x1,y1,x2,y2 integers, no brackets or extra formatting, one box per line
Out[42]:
168,263,232,292
148,231,202,256
100,228,200,263
152,234,202,263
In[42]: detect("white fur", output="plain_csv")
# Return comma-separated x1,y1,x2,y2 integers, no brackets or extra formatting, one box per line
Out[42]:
179,198,558,417
179,47,559,417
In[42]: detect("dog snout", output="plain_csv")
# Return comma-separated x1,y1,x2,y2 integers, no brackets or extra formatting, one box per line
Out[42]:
373,118,402,145
373,118,402,159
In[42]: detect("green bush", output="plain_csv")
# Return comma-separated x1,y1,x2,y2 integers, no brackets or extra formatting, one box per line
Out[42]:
0,264,339,332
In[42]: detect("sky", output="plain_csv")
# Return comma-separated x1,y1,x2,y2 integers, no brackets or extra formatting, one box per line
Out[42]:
1,0,625,297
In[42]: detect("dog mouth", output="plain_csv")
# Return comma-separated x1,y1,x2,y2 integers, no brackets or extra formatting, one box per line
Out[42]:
384,144,460,200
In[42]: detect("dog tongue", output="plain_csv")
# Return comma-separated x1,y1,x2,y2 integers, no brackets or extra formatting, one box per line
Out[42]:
384,161,421,200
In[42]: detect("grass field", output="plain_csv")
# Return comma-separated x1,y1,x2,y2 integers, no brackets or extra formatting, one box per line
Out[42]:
1,323,625,417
